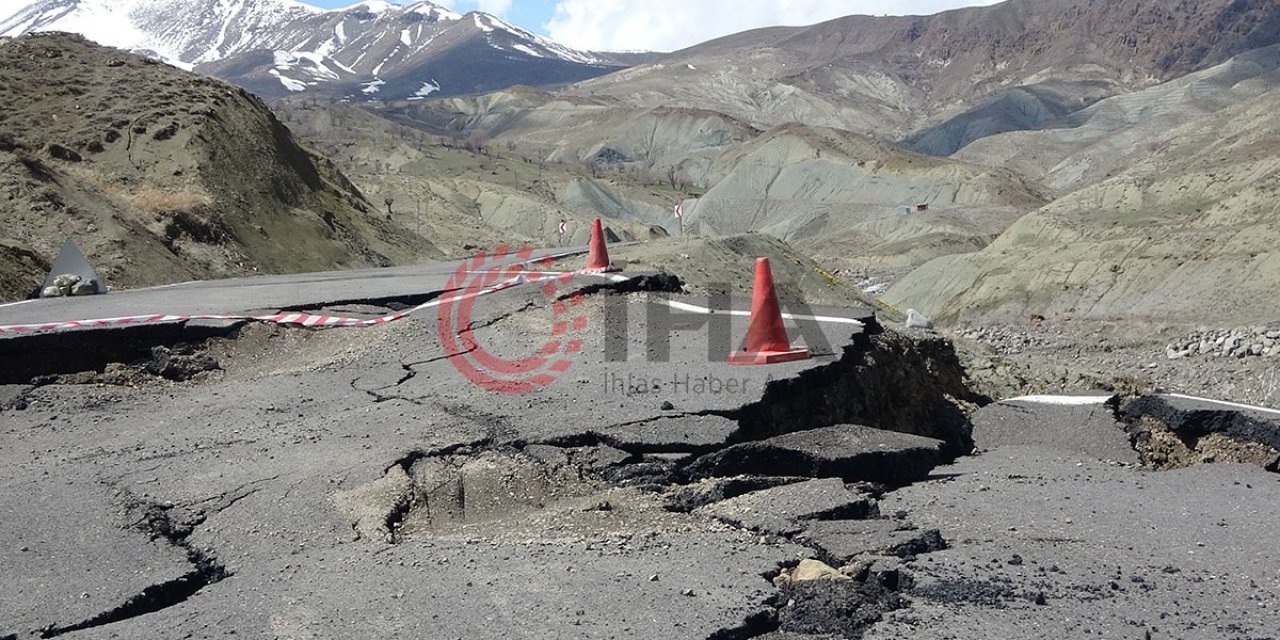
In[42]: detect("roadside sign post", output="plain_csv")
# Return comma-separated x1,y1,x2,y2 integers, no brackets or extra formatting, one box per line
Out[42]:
674,202,684,248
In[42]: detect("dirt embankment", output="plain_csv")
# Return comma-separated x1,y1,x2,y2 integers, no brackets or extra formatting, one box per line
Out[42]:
0,33,436,302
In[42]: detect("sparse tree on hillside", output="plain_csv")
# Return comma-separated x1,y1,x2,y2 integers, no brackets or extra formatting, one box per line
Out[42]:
383,195,394,218
465,130,489,156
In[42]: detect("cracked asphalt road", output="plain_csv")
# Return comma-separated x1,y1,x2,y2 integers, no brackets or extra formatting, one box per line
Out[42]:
2,261,1278,640
0,262,876,639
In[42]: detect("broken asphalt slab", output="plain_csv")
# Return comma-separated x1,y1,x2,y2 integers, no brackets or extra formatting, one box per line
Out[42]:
795,520,947,567
686,425,947,486
0,477,202,638
973,397,1138,464
571,414,742,455
696,478,879,536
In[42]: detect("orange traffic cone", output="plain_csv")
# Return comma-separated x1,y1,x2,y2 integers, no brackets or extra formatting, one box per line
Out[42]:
583,218,619,273
729,257,811,365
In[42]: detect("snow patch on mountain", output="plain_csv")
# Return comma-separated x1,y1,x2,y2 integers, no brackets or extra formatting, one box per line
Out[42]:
269,69,308,92
511,44,542,58
409,2,460,21
482,13,605,65
273,50,341,80
340,1,398,13
408,79,441,100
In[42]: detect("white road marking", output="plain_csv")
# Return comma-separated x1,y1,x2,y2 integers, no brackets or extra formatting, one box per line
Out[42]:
144,280,199,291
663,300,866,327
598,273,864,326
1001,395,1113,406
1163,393,1280,416
0,299,36,309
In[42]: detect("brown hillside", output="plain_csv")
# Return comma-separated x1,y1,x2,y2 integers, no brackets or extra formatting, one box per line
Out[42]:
568,0,1280,137
0,33,437,302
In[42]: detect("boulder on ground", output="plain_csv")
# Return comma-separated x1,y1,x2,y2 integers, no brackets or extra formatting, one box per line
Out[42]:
785,558,849,583
905,308,933,329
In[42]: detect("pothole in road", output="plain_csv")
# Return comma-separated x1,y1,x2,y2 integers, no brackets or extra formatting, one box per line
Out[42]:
333,440,952,639
1127,415,1279,470
333,445,711,544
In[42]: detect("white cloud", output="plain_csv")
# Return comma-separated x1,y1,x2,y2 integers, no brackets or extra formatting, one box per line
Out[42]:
451,0,513,17
545,0,1005,52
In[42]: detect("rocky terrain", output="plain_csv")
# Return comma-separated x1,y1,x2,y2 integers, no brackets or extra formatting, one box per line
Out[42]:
952,42,1280,193
273,97,673,256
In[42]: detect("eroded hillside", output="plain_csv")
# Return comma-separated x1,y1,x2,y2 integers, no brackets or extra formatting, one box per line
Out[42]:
883,82,1280,326
680,124,1045,271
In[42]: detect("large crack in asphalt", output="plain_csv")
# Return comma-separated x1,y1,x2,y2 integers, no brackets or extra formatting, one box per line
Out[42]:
8,275,977,639
0,321,243,385
329,322,978,639
38,491,230,639
274,291,442,314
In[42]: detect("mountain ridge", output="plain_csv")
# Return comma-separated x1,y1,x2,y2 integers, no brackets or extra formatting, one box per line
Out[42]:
566,0,1280,140
0,0,648,100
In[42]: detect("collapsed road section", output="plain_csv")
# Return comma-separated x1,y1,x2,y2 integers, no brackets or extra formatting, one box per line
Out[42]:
3,263,1278,639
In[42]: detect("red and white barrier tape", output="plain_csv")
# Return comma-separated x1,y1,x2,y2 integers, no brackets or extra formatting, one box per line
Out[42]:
0,273,532,336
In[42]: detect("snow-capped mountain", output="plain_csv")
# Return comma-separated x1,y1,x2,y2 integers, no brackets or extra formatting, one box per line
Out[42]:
0,0,645,99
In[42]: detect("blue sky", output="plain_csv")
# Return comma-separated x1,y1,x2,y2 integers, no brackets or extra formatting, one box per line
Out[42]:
303,1,548,31
300,1,1006,52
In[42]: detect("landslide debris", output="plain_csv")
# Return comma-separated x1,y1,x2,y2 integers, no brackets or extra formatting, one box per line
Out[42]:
0,33,437,302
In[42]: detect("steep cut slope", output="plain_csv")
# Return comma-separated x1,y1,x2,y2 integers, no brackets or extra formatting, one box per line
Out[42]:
565,0,1280,139
882,83,1280,326
0,33,434,301
679,124,1045,271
